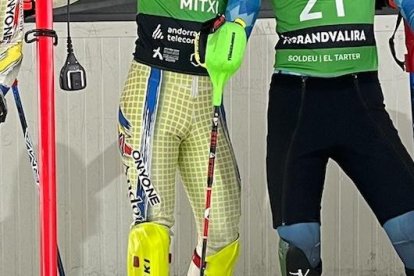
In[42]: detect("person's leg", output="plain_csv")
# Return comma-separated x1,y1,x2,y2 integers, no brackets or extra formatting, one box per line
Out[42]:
0,42,23,88
0,42,23,124
177,76,241,276
119,61,192,275
383,211,414,271
267,74,334,276
332,72,414,275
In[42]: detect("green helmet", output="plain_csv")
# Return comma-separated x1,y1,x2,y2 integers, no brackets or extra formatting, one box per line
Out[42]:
195,17,247,106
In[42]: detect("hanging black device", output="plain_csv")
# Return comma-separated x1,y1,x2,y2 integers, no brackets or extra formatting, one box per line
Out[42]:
59,0,86,91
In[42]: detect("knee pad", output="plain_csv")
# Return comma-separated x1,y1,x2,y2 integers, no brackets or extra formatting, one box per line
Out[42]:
127,222,170,276
277,222,321,269
384,210,414,270
187,238,240,276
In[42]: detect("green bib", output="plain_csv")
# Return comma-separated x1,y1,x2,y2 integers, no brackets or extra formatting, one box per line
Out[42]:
270,0,378,77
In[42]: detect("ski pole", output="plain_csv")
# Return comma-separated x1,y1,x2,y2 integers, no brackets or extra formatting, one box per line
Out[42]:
194,16,247,276
199,105,220,276
9,82,66,276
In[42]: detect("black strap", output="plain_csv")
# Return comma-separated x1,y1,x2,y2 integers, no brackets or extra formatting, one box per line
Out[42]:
389,12,405,71
24,29,58,46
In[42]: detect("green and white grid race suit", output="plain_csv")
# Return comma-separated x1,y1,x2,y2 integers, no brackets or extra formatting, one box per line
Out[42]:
118,0,260,259
0,0,24,88
0,0,76,88
0,0,78,124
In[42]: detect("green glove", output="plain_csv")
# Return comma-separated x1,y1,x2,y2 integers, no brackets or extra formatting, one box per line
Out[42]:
195,16,247,106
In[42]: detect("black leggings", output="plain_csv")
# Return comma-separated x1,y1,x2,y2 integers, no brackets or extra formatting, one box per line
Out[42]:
266,72,414,228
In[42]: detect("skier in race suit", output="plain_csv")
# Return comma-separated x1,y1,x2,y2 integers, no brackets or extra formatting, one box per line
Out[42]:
0,0,26,123
0,0,76,123
118,0,260,275
266,0,414,275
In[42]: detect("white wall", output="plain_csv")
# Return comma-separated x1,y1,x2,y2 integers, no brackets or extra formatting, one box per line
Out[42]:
0,16,412,276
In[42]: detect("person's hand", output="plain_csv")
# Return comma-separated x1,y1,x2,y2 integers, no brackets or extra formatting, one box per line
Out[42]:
194,15,247,106
195,15,247,67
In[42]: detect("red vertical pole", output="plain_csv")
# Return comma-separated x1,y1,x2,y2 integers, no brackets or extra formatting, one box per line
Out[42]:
35,0,57,275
